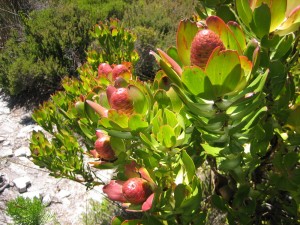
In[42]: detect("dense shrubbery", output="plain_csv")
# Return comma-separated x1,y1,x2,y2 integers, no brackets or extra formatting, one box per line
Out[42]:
0,3,92,97
0,0,199,101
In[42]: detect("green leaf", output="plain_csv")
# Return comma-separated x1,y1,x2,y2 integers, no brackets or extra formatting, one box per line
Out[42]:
128,114,148,132
174,184,187,208
205,49,242,96
181,66,215,99
275,5,300,36
157,125,176,148
128,85,148,114
110,136,126,155
219,155,242,171
159,59,182,88
143,216,164,225
111,216,125,225
181,150,196,183
166,87,183,112
271,34,294,60
154,89,171,108
167,46,183,67
201,144,222,156
227,21,247,51
286,105,300,134
206,16,242,53
270,60,286,97
283,152,299,170
176,19,199,66
269,0,287,32
236,0,253,27
251,3,271,38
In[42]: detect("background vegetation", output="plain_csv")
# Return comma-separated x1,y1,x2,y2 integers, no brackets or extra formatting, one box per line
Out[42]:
0,0,197,103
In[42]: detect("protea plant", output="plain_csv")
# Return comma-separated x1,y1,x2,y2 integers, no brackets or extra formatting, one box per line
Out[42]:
152,15,266,147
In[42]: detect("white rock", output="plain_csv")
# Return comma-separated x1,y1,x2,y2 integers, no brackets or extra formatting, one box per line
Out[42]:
17,125,35,138
0,107,10,114
42,194,52,206
13,176,31,193
2,140,11,147
14,146,31,157
56,190,71,199
0,147,13,158
21,191,42,200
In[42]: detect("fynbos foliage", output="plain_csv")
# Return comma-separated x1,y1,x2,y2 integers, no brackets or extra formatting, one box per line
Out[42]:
30,1,300,224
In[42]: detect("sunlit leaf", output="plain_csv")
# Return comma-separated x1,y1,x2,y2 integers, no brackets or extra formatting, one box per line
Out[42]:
181,66,215,99
276,5,300,35
227,21,247,51
128,85,148,114
176,19,199,66
181,150,196,183
205,48,242,96
236,0,253,27
269,0,287,32
206,16,242,53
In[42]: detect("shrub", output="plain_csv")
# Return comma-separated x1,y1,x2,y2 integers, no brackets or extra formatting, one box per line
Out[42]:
0,3,91,97
6,196,54,225
123,0,198,49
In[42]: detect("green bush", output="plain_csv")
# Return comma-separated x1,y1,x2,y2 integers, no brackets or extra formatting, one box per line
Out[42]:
0,3,91,97
123,0,198,49
6,196,54,225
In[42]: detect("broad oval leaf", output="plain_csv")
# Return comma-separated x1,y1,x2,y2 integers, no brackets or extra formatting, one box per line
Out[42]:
176,19,199,66
227,21,246,51
205,48,242,97
181,66,215,99
128,85,148,114
157,125,176,148
250,3,271,38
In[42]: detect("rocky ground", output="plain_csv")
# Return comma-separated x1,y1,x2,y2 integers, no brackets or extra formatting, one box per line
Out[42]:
0,92,114,225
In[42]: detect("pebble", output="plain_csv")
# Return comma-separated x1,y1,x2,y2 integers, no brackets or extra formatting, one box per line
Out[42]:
13,176,31,193
0,147,13,158
14,146,31,157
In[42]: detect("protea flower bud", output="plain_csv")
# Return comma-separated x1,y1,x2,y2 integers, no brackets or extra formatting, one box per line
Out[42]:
106,86,133,114
190,29,225,68
98,63,113,77
122,178,153,204
112,64,129,80
94,134,116,161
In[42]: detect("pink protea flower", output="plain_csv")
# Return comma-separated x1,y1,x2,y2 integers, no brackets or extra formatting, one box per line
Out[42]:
98,63,113,78
190,29,225,68
106,86,134,115
90,130,116,161
103,162,155,211
122,178,153,204
112,64,130,80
